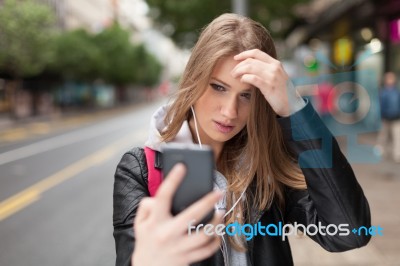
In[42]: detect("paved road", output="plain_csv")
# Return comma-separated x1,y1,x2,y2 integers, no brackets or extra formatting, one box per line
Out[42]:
0,100,164,266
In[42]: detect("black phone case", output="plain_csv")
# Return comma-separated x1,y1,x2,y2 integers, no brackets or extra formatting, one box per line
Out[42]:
162,146,215,224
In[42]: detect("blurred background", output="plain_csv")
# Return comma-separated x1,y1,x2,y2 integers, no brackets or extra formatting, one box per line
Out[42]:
0,0,399,265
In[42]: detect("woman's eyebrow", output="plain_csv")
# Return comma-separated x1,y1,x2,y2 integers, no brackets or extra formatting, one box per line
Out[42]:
210,77,253,91
210,77,230,88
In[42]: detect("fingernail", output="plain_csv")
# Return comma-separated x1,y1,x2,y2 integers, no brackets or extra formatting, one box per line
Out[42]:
174,163,186,171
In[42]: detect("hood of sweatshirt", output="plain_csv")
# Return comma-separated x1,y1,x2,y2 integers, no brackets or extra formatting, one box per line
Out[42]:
144,104,194,152
144,104,228,211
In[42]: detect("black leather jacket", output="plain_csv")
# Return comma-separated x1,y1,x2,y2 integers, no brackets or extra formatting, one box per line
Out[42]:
113,102,371,266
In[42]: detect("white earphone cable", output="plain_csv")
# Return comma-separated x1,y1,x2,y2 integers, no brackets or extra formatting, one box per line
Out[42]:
190,105,246,219
223,189,246,219
191,105,248,266
190,106,202,148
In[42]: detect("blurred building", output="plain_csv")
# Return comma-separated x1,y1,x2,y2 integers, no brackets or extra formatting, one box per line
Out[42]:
285,0,400,136
40,0,150,33
287,0,400,82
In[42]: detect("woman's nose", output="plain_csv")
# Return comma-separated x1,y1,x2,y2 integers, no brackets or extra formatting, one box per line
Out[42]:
221,96,238,119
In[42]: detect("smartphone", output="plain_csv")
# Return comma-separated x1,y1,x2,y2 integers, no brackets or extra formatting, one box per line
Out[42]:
162,144,215,224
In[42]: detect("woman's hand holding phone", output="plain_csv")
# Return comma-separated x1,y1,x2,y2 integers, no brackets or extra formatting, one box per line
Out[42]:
132,163,224,266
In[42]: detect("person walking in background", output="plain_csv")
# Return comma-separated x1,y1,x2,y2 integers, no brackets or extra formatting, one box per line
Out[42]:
376,72,400,163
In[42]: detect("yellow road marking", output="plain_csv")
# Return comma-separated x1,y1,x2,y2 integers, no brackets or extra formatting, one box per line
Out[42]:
0,128,28,142
0,129,147,222
0,189,40,221
29,123,51,135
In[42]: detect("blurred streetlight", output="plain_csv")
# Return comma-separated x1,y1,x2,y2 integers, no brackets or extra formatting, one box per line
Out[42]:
111,0,118,22
232,0,247,16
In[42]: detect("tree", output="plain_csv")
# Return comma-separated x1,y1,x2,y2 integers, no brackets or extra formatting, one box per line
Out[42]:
95,25,162,102
146,0,230,47
0,0,56,117
52,23,162,87
146,0,311,47
51,24,162,104
133,44,162,87
0,0,56,78
51,29,105,81
94,23,137,86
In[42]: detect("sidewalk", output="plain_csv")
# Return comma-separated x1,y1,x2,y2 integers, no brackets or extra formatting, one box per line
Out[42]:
290,132,400,265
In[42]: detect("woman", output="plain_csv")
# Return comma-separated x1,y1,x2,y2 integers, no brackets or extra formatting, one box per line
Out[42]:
113,13,371,266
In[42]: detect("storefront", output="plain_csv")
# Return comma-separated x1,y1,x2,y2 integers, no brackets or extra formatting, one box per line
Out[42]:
287,0,385,132
388,17,400,75
377,0,400,76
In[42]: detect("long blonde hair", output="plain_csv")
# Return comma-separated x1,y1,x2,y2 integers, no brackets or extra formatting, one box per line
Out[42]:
161,13,306,251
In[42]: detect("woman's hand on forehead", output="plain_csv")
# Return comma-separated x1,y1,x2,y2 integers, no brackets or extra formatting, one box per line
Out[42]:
231,49,303,117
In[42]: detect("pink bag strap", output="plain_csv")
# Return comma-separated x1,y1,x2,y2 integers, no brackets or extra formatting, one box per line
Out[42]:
144,147,163,197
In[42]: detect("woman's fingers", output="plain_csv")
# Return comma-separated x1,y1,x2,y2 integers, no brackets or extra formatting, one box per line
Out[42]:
231,58,286,92
135,197,153,224
174,190,223,232
232,57,284,79
180,234,222,264
240,74,267,92
177,211,225,251
177,229,217,254
234,48,274,63
231,57,269,80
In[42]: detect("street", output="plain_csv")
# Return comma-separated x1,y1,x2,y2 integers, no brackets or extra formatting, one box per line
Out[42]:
0,100,399,266
0,100,163,266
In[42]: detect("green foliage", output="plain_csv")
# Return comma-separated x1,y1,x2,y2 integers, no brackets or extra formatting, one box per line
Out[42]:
51,29,104,81
0,0,56,78
133,44,162,86
94,24,137,86
147,0,230,47
51,23,162,86
0,0,162,87
146,0,310,47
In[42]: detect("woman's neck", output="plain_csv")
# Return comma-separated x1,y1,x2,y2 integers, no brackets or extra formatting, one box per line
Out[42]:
188,117,223,162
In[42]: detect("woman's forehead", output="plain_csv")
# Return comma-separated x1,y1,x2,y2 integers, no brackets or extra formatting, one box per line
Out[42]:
210,57,254,91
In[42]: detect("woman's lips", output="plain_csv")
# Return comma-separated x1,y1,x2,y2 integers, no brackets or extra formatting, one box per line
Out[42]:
214,121,234,133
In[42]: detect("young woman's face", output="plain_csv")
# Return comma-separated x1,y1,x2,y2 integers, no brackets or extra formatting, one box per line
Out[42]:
192,56,253,149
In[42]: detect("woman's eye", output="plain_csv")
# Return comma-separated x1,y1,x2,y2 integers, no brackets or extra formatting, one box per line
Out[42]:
210,83,225,92
241,93,251,100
